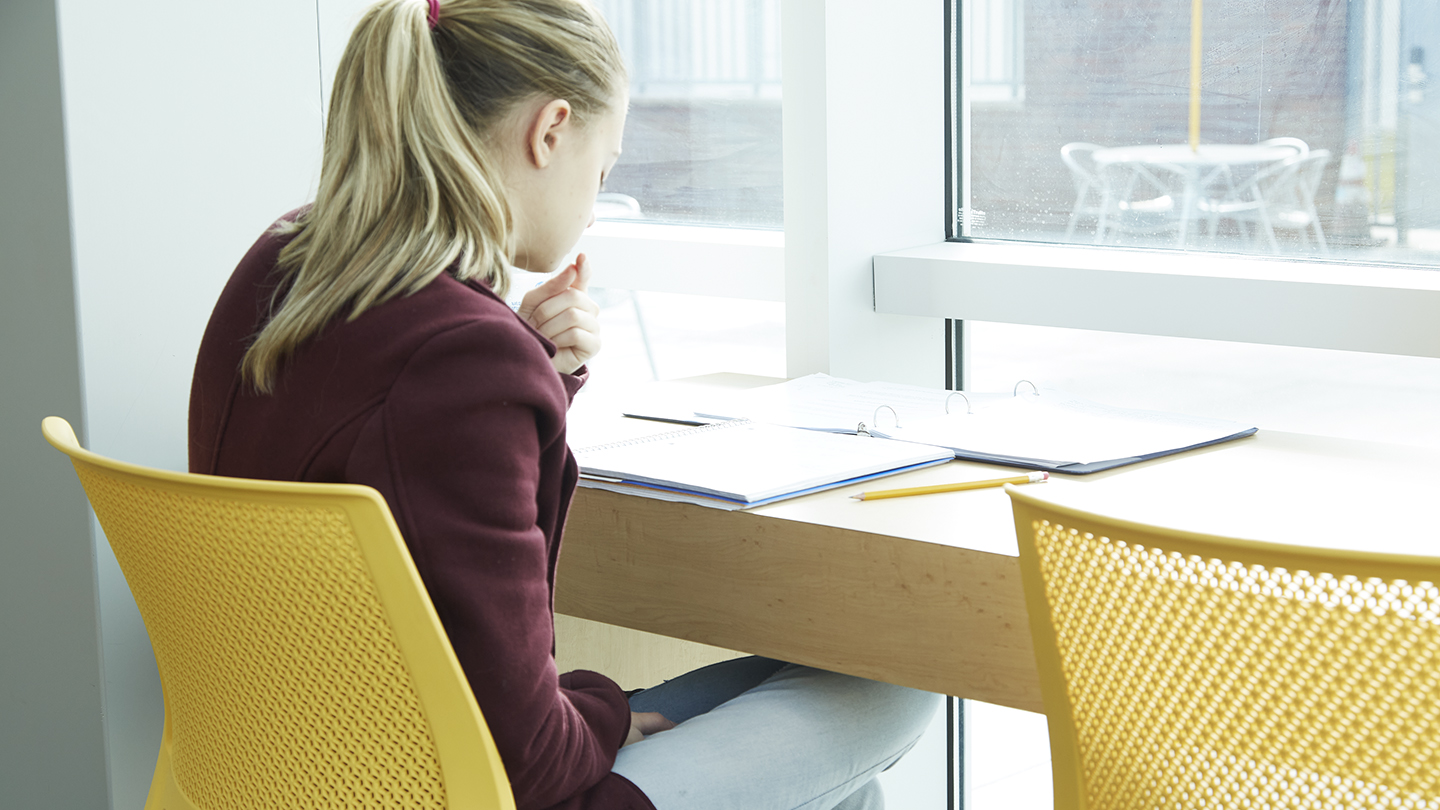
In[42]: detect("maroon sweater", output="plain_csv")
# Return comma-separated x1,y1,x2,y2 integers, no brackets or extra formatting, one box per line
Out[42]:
189,214,654,810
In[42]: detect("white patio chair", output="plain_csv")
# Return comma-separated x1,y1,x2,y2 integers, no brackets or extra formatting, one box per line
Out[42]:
1201,150,1330,254
595,191,644,219
1196,139,1307,233
1259,136,1309,157
1095,160,1188,245
1060,142,1108,239
1062,142,1185,245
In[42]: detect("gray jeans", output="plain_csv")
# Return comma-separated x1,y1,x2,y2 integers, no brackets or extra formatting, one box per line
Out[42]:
614,657,941,810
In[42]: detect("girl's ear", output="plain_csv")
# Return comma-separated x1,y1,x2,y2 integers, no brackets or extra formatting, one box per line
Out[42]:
527,98,574,169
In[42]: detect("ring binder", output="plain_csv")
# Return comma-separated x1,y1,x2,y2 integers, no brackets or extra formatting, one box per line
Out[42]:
858,405,901,438
873,405,900,428
671,373,1259,475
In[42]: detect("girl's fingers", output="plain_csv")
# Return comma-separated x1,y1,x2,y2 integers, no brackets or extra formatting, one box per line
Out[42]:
571,253,592,292
527,289,599,331
519,256,599,374
534,307,598,344
551,328,601,369
551,325,600,354
517,265,578,320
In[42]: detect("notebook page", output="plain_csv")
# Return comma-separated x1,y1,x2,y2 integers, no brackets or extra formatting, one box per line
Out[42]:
575,419,952,502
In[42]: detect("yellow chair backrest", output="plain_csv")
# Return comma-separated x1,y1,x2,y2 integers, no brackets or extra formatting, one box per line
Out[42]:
1008,485,1440,810
43,417,515,810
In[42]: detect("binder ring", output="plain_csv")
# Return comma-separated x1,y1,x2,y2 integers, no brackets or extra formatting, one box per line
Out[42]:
871,405,900,429
1014,380,1038,397
945,392,972,415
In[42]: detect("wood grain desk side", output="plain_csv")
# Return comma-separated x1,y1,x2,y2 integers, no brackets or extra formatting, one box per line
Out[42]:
555,488,1044,713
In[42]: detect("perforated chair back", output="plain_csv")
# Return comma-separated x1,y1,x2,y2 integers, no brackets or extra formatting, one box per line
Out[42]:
43,417,514,810
1008,485,1440,810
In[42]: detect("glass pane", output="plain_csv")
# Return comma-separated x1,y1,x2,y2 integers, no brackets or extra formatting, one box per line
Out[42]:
578,291,784,396
503,276,784,397
960,0,1440,265
964,701,1052,810
593,0,783,228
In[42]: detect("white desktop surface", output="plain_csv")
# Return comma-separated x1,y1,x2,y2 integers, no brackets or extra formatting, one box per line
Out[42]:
571,375,1436,558
559,375,1439,711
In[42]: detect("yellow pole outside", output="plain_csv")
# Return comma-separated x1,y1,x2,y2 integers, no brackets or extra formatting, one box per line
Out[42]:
1189,0,1203,151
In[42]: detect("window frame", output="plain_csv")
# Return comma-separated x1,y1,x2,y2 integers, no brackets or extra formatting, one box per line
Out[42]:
575,1,1440,382
883,0,1440,363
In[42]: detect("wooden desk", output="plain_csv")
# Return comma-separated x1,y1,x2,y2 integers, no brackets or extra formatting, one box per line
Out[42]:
556,377,1439,713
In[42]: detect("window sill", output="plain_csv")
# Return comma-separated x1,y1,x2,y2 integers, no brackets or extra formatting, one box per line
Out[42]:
873,240,1440,358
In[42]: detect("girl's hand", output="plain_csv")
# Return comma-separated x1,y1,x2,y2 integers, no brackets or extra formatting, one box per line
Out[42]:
623,711,676,747
518,253,601,375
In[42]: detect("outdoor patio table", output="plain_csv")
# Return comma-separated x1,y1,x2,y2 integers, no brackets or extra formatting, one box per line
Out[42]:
1092,143,1298,245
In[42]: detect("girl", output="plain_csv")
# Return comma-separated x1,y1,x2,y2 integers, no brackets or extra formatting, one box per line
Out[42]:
188,1,938,808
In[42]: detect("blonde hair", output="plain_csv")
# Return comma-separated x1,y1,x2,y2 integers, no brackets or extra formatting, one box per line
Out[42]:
242,0,626,392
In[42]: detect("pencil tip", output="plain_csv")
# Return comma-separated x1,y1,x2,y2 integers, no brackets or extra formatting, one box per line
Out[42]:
849,494,863,500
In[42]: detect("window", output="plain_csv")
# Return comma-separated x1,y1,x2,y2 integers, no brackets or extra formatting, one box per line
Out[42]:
959,0,1440,265
590,0,783,228
577,0,786,399
874,0,1440,369
932,0,1440,430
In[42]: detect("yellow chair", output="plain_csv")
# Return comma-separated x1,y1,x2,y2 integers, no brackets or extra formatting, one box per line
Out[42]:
1008,485,1440,810
43,416,514,810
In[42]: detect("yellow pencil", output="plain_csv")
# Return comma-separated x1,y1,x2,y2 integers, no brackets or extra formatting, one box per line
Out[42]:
850,471,1049,501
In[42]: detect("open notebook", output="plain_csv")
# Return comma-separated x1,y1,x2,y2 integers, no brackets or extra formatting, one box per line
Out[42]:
663,374,1258,475
574,419,953,510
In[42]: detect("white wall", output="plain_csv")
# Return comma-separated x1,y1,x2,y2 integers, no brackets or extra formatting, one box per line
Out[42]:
57,1,326,469
12,1,354,805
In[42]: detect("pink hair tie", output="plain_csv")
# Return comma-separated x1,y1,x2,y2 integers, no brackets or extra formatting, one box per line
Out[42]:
427,0,440,29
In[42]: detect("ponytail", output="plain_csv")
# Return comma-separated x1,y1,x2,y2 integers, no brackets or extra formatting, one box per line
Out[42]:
242,0,625,393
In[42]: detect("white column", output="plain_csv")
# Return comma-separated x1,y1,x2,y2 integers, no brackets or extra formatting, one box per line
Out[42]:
782,0,946,386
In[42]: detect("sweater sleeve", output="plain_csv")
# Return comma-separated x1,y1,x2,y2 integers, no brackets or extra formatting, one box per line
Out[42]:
347,319,632,810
